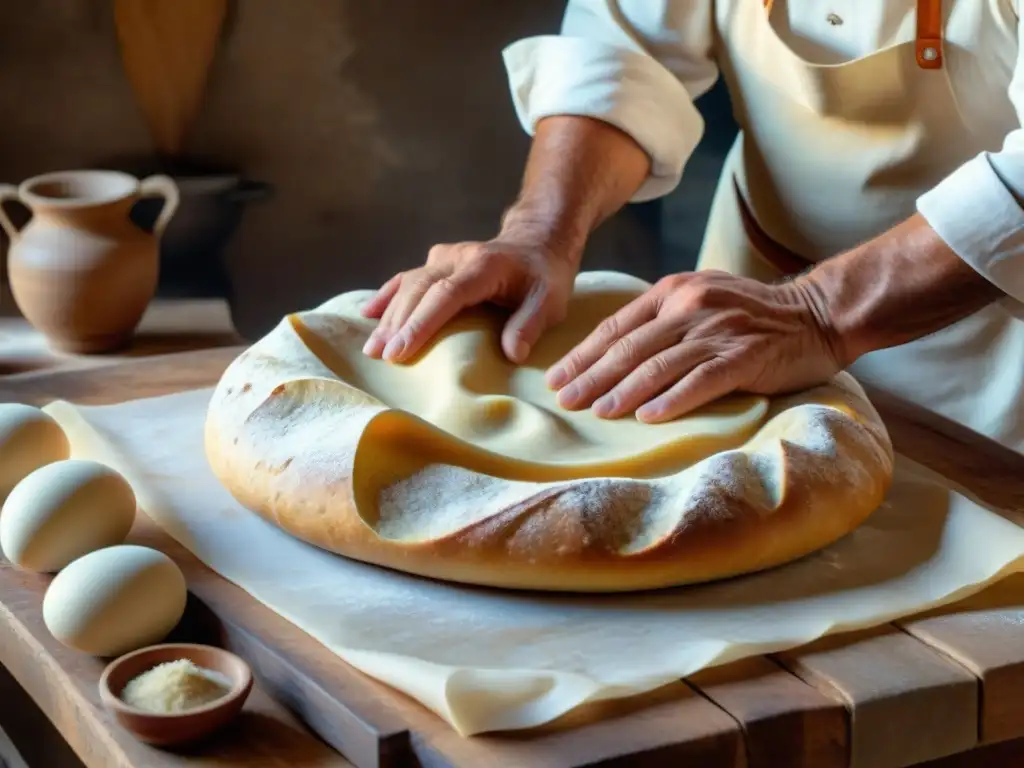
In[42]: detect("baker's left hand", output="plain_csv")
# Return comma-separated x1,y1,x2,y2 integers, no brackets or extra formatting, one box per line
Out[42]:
546,271,847,423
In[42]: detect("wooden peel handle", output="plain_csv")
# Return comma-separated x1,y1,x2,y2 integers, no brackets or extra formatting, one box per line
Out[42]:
114,0,229,155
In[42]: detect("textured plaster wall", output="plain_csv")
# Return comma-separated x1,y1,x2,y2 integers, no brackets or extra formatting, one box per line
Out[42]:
0,1,733,338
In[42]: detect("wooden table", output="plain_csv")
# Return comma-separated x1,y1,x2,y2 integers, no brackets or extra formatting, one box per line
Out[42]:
0,291,242,378
3,348,1024,768
0,304,353,767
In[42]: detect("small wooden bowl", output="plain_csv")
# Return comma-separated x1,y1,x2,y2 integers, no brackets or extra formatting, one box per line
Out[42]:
99,643,253,747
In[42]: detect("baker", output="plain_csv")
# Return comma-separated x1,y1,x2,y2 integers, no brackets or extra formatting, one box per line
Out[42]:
361,1,1024,451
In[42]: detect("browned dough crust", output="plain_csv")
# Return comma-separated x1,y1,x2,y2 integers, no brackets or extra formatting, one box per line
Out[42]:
204,305,894,593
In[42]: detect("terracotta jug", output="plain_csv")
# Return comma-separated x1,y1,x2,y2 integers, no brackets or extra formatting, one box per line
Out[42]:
0,170,179,353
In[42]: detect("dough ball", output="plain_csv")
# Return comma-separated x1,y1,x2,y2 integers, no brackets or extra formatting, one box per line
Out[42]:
0,404,70,501
1,459,136,573
43,545,187,657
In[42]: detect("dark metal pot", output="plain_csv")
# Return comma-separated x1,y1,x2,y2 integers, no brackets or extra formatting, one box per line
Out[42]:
131,172,272,298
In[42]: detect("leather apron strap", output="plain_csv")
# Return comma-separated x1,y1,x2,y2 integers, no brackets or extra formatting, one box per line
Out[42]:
739,0,948,276
733,178,813,277
916,0,944,69
762,0,944,70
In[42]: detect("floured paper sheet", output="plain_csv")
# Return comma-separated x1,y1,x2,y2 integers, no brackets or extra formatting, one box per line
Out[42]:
46,390,1024,735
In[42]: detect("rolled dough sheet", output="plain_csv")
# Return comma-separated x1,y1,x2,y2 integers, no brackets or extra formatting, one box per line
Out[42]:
206,270,896,593
276,272,771,475
45,391,1024,735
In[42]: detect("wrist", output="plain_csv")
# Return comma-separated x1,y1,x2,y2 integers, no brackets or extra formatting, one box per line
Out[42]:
787,268,859,369
498,205,587,266
792,214,1004,367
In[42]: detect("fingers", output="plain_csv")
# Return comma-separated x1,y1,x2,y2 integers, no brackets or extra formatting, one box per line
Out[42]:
362,271,433,358
555,319,680,412
502,282,562,363
587,340,706,418
364,241,498,361
383,266,497,361
635,357,736,423
545,294,658,391
360,273,402,320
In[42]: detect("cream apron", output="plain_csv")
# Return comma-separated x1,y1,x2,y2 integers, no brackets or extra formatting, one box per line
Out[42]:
696,0,1024,451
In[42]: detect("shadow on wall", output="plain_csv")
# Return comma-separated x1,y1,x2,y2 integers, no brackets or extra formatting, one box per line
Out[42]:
0,1,737,339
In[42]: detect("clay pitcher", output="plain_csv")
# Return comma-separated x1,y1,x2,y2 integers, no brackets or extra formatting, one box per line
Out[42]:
0,170,179,353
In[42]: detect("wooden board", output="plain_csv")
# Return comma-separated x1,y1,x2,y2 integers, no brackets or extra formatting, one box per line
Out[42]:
689,656,848,768
0,350,749,768
0,463,748,768
114,0,228,155
0,295,241,378
900,575,1024,744
0,557,352,768
776,627,978,767
5,350,1024,767
865,387,1024,749
919,737,1024,767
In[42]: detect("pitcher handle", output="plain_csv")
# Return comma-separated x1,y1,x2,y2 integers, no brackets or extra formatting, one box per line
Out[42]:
0,184,23,241
137,175,180,237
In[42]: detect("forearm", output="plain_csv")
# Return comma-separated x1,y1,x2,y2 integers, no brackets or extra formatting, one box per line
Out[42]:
796,214,1004,365
500,115,651,262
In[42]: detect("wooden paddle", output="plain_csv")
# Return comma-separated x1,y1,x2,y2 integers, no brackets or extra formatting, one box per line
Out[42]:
114,0,229,155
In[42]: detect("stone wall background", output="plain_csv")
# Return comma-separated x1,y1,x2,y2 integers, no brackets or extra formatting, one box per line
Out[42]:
0,0,735,339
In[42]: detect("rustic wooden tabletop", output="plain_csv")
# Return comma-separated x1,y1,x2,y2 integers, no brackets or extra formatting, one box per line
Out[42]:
0,293,243,378
0,306,354,768
3,344,1024,768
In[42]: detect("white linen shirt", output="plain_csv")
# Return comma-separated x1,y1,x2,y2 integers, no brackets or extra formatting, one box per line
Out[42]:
503,0,1024,301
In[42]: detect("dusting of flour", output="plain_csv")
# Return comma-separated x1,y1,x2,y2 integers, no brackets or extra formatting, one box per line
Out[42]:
372,402,885,555
210,301,891,564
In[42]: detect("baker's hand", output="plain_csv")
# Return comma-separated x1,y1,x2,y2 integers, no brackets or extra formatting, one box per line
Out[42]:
546,271,846,423
361,234,579,364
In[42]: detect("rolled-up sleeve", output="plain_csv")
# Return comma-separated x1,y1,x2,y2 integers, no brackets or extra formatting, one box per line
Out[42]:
502,0,718,202
916,10,1024,303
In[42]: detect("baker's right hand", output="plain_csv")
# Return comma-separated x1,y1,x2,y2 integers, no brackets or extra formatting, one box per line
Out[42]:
360,236,579,364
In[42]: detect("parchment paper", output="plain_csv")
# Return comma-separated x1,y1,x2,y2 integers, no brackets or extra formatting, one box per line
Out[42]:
45,389,1024,735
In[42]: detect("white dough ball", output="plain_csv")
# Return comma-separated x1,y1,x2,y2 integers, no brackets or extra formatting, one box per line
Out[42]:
1,459,136,573
0,404,70,500
43,545,187,657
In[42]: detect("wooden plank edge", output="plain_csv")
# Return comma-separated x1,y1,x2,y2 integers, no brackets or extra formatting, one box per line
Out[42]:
219,618,412,768
896,575,1024,745
136,527,415,768
688,655,849,768
0,345,244,405
414,680,744,768
0,579,139,768
773,625,979,768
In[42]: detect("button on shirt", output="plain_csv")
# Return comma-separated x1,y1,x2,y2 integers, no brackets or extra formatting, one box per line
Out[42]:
502,0,1024,303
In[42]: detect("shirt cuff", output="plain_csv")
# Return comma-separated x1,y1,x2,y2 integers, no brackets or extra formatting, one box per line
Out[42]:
916,152,1024,304
502,35,704,202
989,149,1024,204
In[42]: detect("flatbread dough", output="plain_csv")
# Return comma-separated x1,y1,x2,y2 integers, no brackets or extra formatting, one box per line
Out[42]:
204,271,894,591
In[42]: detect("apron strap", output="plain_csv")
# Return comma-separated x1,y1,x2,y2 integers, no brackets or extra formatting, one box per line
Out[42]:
732,178,812,278
761,0,944,70
916,0,943,69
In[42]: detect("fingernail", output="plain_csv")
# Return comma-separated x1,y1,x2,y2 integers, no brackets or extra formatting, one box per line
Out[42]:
636,402,661,422
558,383,581,407
363,334,384,357
593,395,615,418
382,334,406,361
547,367,568,389
510,339,529,362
